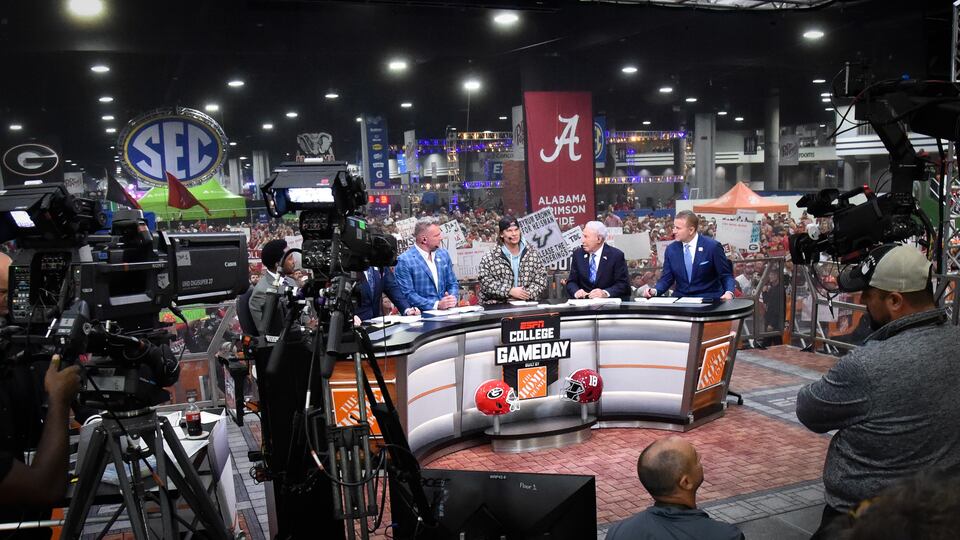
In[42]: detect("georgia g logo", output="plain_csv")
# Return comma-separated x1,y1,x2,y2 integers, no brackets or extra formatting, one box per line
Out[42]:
487,387,504,399
2,144,59,177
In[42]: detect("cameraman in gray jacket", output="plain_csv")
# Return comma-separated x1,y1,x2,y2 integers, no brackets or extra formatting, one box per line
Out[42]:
797,244,960,538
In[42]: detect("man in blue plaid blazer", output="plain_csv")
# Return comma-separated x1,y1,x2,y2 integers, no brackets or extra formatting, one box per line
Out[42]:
394,217,460,312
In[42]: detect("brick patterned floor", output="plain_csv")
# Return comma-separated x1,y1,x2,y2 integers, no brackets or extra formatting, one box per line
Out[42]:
758,345,837,374
730,359,806,393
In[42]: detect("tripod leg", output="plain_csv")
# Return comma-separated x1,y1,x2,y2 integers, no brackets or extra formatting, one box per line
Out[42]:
63,428,111,537
106,433,151,540
150,417,178,539
158,419,232,540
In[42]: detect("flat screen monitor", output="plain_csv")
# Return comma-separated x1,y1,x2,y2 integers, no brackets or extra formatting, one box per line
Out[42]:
391,468,596,539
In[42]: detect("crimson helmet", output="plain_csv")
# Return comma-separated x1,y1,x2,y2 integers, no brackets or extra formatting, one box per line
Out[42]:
474,380,519,416
561,369,603,403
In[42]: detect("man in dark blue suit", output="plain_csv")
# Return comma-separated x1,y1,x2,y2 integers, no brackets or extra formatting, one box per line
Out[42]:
645,210,735,300
354,266,416,320
566,221,631,300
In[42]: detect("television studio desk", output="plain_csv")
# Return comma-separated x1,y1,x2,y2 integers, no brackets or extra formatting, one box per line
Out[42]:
336,299,753,461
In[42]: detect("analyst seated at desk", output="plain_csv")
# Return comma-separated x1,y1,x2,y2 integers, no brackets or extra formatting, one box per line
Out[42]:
394,217,460,312
645,210,735,300
478,216,548,304
566,221,631,300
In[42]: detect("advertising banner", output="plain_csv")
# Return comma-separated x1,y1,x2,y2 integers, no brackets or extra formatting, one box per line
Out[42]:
403,129,418,176
594,116,606,168
780,134,799,166
518,208,570,266
524,91,595,229
1,140,63,188
361,115,389,189
510,105,525,162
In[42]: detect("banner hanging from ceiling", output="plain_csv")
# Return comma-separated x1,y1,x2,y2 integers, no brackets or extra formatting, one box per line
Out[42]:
118,107,227,188
361,115,389,190
1,139,63,188
523,91,595,230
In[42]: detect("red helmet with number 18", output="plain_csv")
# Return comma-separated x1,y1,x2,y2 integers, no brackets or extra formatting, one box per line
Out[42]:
561,369,603,403
474,380,519,416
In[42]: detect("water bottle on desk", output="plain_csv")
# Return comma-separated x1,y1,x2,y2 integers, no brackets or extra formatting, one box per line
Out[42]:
185,398,202,437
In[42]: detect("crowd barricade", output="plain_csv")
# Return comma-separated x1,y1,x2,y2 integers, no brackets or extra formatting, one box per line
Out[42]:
935,274,960,326
730,257,788,347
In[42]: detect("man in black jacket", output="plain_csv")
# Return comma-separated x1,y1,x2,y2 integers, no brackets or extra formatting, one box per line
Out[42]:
605,436,744,540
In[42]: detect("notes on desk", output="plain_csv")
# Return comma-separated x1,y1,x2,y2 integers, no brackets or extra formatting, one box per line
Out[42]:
424,305,485,317
509,300,539,306
566,298,623,307
364,314,422,325
635,297,678,305
675,297,706,304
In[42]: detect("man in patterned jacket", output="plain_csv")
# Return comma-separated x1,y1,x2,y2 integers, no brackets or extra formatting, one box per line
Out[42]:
477,216,547,304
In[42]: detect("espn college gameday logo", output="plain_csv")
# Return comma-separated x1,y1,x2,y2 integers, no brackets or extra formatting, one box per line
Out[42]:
496,313,571,365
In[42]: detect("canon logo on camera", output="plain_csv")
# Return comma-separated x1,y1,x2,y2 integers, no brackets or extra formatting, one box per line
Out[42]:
2,143,60,177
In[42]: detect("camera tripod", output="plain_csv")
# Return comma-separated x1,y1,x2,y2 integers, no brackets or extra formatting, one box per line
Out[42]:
62,407,231,540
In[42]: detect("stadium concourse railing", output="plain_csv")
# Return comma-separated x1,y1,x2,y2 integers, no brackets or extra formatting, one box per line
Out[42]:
788,263,960,355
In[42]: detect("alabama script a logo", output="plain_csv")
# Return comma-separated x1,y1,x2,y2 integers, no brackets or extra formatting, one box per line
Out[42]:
539,114,582,163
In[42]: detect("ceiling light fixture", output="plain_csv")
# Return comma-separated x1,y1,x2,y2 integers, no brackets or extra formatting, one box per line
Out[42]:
68,0,104,17
499,116,508,120
717,111,728,116
400,102,413,108
821,97,831,102
820,92,831,97
685,97,697,103
734,117,744,122
229,141,237,146
90,64,110,73
9,124,23,131
355,117,362,122
101,115,114,121
825,107,834,111
803,29,825,40
98,96,113,103
658,86,673,93
621,66,638,74
819,124,826,128
464,79,481,92
204,103,220,112
388,59,408,72
493,12,519,25
105,127,116,133
812,78,826,84
642,121,651,125
286,111,298,118
227,79,245,88
239,156,248,160
262,123,273,130
324,92,339,99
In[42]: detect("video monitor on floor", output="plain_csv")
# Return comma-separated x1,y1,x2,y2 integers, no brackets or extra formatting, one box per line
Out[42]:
392,468,597,539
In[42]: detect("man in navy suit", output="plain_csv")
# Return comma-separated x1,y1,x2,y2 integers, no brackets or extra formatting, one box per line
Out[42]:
645,210,735,300
355,266,416,320
394,217,460,312
566,221,631,300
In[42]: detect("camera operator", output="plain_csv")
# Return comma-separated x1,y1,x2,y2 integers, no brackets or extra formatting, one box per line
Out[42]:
0,252,82,539
796,245,960,539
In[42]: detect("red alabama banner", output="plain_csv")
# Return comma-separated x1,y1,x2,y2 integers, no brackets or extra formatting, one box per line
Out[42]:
523,91,595,230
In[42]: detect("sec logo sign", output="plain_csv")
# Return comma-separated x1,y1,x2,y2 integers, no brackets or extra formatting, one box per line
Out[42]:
2,143,59,177
119,107,227,187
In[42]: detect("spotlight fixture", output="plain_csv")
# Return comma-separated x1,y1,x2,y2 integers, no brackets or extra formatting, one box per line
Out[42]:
621,66,638,74
229,141,237,146
820,92,831,97
239,156,248,160
463,79,481,92
98,96,113,103
717,111,728,116
90,64,110,73
324,92,339,99
803,29,825,40
685,97,697,103
286,111,298,118
812,78,826,84
9,124,23,131
388,59,408,71
105,127,116,133
68,0,104,17
499,116,508,120
734,117,744,122
493,12,519,25
355,117,362,122
204,103,220,112
658,86,673,94
101,115,114,121
262,123,274,130
400,102,413,108
227,79,245,88
642,121,651,125
825,107,834,111
819,124,826,128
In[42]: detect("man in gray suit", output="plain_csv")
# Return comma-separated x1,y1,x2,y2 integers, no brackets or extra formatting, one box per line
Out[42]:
248,239,290,336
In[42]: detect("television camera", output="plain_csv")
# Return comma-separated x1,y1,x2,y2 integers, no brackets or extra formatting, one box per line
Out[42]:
788,71,954,281
257,162,434,539
0,182,249,410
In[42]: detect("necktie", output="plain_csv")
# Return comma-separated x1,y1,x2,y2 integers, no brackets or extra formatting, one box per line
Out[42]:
589,253,598,283
684,244,693,281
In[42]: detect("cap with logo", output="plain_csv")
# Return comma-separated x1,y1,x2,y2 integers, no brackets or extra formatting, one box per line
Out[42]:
838,244,932,293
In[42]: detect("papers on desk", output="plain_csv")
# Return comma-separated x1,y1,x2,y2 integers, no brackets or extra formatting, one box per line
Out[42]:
636,297,678,305
364,314,422,325
566,298,623,307
509,300,539,306
424,305,484,317
675,297,706,304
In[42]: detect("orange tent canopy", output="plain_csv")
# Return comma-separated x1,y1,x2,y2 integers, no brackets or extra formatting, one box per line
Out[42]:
692,182,788,215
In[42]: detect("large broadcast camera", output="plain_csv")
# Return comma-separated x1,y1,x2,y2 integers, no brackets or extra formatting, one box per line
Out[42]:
788,69,953,272
0,183,249,411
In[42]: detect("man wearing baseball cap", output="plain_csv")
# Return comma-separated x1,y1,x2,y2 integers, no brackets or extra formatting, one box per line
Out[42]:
796,244,960,538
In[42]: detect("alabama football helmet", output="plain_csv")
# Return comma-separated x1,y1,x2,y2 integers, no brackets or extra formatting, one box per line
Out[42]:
561,369,603,403
474,380,519,416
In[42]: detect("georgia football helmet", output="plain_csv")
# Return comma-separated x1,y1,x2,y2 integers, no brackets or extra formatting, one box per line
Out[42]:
561,369,603,403
474,380,519,416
